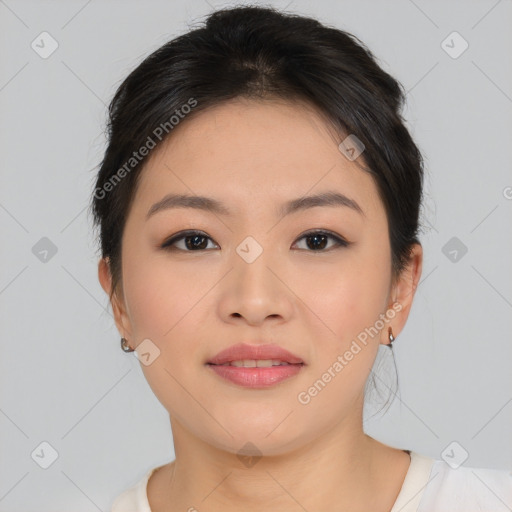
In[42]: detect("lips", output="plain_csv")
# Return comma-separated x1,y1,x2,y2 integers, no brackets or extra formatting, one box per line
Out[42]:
207,343,304,366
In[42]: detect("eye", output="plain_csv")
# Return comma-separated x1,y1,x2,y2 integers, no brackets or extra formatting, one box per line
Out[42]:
160,229,350,252
161,230,218,251
292,229,350,251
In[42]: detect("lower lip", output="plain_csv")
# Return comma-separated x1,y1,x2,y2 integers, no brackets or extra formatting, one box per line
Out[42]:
206,363,304,388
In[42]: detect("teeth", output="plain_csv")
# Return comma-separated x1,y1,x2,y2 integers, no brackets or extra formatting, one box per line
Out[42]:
221,359,291,367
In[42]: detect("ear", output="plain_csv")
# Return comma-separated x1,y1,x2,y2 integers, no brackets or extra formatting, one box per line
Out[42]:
381,243,423,346
98,257,134,347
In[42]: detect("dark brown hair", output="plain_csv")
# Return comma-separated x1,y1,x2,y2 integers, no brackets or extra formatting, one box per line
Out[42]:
90,3,424,317
89,4,426,414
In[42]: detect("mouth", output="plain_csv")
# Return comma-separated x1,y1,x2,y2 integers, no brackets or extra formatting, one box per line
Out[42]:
205,343,305,388
206,342,304,366
207,360,304,368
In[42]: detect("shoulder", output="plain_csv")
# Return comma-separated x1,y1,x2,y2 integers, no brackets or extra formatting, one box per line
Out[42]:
111,487,140,512
110,466,158,512
417,455,512,511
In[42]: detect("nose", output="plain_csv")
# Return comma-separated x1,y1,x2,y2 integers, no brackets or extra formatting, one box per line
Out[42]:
217,241,294,326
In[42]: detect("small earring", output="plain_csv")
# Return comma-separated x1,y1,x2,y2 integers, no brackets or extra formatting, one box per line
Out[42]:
121,337,134,352
388,327,395,347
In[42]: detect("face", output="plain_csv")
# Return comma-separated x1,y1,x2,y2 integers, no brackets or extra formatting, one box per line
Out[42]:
99,98,422,457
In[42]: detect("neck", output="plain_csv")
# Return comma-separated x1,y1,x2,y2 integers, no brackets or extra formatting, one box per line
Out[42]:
157,415,405,512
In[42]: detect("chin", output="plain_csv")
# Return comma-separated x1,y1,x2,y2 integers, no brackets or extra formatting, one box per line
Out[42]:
202,420,308,459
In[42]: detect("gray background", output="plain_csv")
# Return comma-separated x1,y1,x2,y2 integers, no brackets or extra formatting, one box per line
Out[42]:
1,0,511,510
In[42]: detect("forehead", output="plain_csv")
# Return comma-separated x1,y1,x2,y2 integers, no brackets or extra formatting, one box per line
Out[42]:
133,98,384,223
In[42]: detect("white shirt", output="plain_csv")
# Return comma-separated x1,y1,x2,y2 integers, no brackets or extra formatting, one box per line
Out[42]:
111,450,512,511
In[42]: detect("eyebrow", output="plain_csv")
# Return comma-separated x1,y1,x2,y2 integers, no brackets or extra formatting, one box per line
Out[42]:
146,190,365,220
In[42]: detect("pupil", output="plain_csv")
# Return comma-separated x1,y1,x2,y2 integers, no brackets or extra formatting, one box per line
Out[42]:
308,234,327,250
186,235,207,250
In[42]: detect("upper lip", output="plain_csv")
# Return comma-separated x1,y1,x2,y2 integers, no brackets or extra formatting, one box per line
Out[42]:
207,343,304,365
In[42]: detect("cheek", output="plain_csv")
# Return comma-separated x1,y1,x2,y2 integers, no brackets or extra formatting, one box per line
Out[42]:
121,247,212,387
299,246,390,398
122,247,205,341
305,256,389,343
295,272,385,420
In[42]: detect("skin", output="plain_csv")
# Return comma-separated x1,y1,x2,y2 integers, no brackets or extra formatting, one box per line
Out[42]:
98,97,422,512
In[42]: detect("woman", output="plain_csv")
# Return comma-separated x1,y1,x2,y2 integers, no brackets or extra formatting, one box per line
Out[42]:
90,5,512,511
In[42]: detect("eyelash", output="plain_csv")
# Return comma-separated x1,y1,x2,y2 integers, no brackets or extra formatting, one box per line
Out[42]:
160,229,350,253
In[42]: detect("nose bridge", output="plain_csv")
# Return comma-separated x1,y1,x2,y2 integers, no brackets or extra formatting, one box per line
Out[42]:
215,218,296,325
233,233,275,287
236,233,266,265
